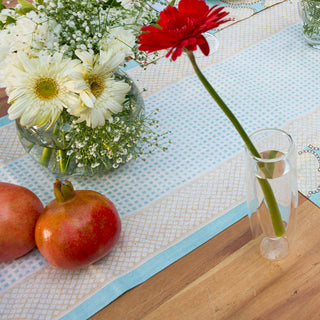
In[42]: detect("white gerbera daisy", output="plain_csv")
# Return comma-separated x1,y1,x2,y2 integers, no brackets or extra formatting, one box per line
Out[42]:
66,50,131,128
7,52,81,127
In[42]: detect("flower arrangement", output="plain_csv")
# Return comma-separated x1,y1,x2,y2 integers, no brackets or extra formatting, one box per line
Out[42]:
0,0,168,175
138,0,286,237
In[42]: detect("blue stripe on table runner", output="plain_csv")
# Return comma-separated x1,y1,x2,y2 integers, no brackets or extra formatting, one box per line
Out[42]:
0,115,12,127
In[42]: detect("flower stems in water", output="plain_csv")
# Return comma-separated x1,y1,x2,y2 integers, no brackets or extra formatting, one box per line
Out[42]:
38,120,69,174
57,150,68,174
39,147,52,167
186,50,285,237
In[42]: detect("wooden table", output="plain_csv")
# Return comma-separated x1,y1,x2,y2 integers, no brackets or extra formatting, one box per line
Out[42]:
0,89,9,117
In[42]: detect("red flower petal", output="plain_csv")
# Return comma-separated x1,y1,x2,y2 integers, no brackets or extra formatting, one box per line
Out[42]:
197,34,210,56
158,5,179,27
178,0,210,17
138,0,230,60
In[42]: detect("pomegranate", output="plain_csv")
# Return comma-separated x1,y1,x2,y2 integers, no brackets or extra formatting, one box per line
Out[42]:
0,182,43,262
35,180,121,269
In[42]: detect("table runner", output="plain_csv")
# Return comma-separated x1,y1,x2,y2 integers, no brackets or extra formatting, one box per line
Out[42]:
1,1,319,319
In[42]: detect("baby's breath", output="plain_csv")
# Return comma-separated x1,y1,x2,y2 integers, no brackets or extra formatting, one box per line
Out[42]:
34,0,156,61
54,102,170,176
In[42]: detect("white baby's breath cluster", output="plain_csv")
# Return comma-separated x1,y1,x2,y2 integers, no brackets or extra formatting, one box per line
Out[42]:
0,0,169,175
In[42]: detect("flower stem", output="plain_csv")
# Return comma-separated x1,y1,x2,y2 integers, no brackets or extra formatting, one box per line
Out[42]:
57,149,68,174
39,147,52,167
38,119,69,174
186,50,285,237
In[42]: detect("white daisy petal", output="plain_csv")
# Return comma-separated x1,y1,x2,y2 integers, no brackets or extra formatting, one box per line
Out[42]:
8,102,26,120
68,50,130,128
80,90,96,108
101,99,122,114
91,109,105,128
75,50,94,69
6,52,80,127
14,55,32,73
67,79,89,92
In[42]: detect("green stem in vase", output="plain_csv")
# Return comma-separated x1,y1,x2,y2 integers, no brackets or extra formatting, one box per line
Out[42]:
38,121,59,169
56,112,71,174
39,147,52,167
57,149,68,174
38,115,70,174
186,50,285,237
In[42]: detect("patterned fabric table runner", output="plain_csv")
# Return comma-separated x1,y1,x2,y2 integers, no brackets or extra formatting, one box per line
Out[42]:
2,2,320,319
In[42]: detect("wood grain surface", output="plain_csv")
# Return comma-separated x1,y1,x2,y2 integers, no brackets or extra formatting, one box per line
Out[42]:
0,88,9,117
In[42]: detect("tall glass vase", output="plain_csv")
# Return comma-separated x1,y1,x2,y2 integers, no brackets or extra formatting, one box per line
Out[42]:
244,128,298,261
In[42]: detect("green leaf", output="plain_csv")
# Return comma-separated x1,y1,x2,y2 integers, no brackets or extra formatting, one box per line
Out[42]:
16,0,35,15
103,0,121,8
6,16,16,25
18,0,35,8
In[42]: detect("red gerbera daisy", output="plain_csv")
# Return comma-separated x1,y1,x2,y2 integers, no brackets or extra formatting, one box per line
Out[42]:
138,0,230,60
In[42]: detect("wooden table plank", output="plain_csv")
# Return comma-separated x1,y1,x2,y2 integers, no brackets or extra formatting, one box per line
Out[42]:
0,88,9,117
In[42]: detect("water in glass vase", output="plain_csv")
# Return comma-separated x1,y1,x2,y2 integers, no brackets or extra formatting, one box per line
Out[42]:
248,150,297,260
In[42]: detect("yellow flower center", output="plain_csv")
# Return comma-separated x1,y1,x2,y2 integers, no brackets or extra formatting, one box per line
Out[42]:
88,74,104,98
35,78,59,100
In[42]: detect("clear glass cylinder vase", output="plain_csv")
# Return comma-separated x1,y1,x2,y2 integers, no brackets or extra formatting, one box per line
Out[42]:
244,128,298,261
298,0,320,49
